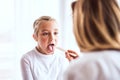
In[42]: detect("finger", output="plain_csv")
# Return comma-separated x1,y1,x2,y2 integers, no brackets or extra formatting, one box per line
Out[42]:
65,52,73,61
67,51,79,57
67,50,79,56
67,50,77,53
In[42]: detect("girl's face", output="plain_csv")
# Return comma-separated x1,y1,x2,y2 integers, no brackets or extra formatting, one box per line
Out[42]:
33,21,59,55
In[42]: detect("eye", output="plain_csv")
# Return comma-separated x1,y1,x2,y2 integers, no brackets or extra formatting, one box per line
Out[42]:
54,32,58,35
42,32,49,36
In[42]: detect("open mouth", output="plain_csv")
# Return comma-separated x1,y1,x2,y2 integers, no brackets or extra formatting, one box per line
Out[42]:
47,44,55,52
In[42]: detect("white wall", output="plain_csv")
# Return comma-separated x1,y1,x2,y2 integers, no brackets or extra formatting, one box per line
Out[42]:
0,0,78,80
0,0,119,80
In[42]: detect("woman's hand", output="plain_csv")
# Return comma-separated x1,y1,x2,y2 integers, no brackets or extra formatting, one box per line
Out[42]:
65,50,79,61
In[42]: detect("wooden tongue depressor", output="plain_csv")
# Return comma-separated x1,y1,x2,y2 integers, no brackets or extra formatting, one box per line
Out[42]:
56,46,66,52
56,46,77,57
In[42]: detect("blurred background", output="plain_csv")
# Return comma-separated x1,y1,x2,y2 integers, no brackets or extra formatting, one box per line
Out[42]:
0,0,119,80
0,0,79,80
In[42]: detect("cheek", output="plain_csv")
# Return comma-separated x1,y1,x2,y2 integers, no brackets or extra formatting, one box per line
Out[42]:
41,38,47,41
39,37,48,46
55,37,58,43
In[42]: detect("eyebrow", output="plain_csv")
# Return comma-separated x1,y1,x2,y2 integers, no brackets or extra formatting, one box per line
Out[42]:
41,29,58,32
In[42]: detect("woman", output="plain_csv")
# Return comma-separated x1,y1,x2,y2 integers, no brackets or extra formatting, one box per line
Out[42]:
65,0,120,80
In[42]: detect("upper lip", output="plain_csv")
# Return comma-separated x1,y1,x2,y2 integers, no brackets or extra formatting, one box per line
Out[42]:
49,43,55,46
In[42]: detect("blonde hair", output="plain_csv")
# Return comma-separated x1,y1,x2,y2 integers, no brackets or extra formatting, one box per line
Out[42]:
33,16,56,36
72,0,120,52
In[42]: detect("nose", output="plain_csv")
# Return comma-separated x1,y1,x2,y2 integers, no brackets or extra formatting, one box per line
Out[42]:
49,33,55,41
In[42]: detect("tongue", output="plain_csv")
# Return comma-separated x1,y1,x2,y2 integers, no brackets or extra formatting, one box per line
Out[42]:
48,45,53,51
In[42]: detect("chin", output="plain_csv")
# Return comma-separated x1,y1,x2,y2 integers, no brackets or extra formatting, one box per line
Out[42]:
47,51,54,55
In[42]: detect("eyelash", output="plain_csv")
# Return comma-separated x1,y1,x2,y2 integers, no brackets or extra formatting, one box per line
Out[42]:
42,32,58,36
42,33,49,36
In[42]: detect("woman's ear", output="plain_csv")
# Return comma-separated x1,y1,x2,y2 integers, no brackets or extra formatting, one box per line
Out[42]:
33,34,38,41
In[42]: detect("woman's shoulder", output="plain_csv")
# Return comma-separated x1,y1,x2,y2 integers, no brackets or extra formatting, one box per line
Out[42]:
65,50,120,80
69,50,120,67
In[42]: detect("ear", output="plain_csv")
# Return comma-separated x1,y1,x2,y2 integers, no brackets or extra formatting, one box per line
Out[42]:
33,34,38,41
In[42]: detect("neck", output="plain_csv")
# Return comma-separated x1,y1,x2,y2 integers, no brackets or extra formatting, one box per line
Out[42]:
36,46,46,54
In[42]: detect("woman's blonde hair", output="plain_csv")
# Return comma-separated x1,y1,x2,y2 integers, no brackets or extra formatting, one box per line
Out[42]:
33,16,56,36
72,0,120,52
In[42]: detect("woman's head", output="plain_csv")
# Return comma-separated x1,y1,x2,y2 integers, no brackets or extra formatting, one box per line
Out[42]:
33,16,59,55
72,0,120,52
